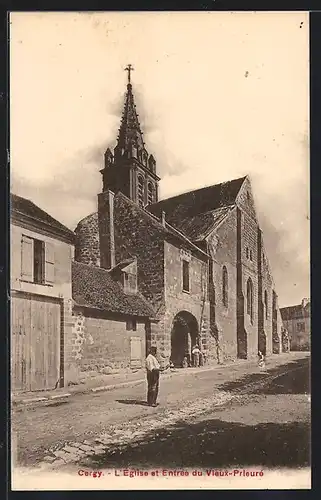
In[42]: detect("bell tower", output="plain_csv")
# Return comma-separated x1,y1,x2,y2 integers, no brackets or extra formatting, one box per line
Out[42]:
100,65,160,207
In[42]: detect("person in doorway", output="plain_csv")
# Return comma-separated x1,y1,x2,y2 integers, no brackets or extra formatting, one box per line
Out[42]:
192,344,201,367
145,346,161,407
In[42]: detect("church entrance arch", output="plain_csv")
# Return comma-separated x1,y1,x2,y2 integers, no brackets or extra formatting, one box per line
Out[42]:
170,311,199,367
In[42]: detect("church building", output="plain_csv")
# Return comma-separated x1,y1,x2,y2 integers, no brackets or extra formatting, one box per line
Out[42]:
74,67,284,369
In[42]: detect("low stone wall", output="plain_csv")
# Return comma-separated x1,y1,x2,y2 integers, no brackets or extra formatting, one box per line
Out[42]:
69,307,146,383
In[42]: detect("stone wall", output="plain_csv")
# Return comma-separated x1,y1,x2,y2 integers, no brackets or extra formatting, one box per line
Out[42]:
236,176,258,222
260,243,274,356
163,241,211,364
241,210,259,358
112,193,166,312
74,212,100,266
70,307,146,375
208,208,238,362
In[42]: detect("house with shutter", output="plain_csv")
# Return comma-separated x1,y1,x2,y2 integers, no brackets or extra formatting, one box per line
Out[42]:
10,194,75,392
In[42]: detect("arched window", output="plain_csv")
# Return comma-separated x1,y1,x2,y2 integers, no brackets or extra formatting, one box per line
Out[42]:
222,266,228,307
264,290,268,320
147,182,154,205
137,176,144,207
247,278,254,322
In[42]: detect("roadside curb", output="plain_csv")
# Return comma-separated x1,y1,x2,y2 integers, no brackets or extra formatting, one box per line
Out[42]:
11,361,249,407
12,354,304,408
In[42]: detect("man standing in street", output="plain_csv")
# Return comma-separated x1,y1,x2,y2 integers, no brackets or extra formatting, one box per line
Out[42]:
145,346,161,407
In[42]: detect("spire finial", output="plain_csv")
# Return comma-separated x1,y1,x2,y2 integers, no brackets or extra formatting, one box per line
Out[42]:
124,64,134,84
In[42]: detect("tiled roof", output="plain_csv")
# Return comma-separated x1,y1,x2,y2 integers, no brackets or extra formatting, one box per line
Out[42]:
280,299,310,320
147,176,246,241
11,193,75,242
115,192,209,258
173,206,235,242
280,305,304,320
72,261,155,318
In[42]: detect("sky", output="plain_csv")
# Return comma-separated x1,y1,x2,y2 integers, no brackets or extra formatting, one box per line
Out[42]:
10,11,309,307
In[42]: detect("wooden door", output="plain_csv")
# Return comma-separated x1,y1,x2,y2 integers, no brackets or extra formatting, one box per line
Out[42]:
11,294,31,391
130,336,142,369
11,293,61,392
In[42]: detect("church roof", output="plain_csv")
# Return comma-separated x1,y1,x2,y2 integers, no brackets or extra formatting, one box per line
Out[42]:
72,261,155,318
115,191,209,259
11,193,75,243
147,176,246,241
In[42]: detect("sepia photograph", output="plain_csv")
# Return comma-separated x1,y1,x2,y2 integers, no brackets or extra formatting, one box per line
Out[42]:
9,11,310,490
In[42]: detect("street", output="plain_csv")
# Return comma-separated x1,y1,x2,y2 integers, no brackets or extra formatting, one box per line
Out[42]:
12,353,310,471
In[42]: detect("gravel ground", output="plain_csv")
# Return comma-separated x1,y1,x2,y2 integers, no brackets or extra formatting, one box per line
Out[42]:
11,354,310,471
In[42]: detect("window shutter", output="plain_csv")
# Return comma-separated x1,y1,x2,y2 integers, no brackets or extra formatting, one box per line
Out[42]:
45,241,55,284
21,236,34,281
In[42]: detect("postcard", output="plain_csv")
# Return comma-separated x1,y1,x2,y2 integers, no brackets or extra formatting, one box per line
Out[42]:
10,11,310,490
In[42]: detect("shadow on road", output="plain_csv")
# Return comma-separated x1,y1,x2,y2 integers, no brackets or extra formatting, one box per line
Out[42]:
116,399,149,406
78,357,311,470
252,368,310,395
82,417,310,469
217,357,310,395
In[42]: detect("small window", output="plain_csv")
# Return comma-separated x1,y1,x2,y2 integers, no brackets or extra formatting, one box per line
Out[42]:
250,249,253,261
222,266,228,307
246,247,249,259
182,260,190,292
297,322,305,333
147,182,154,205
137,176,144,207
247,191,250,201
247,278,254,323
123,272,137,294
33,239,44,284
21,236,54,285
126,318,137,331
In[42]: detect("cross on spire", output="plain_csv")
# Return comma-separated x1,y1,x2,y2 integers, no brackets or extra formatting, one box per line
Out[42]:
124,64,134,84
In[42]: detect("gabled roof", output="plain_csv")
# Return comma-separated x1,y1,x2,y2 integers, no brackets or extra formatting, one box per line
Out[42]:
72,261,155,318
280,303,310,321
11,193,75,243
147,176,246,241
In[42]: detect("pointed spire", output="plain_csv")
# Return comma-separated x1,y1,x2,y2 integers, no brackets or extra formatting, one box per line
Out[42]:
115,66,144,155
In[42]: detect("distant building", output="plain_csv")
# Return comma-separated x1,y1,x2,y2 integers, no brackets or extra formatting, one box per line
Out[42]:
74,70,285,367
280,298,310,351
10,194,75,391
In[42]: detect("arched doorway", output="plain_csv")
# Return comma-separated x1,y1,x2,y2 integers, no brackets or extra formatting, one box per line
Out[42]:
171,311,199,367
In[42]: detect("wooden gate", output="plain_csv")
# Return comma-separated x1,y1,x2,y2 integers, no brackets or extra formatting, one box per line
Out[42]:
11,292,61,392
130,336,142,369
